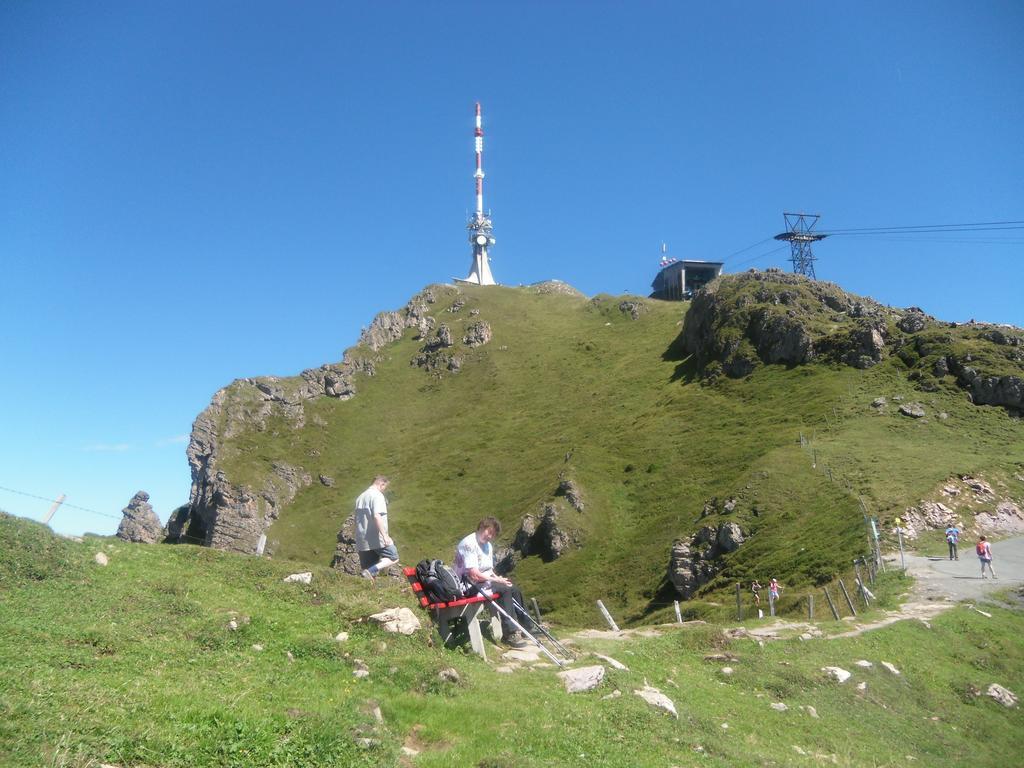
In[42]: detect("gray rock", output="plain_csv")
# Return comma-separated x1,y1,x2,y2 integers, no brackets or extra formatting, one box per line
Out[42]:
897,312,928,333
558,665,605,693
94,552,109,566
899,403,926,418
822,666,851,683
115,491,164,544
618,300,648,320
331,515,363,576
987,683,1018,708
319,474,335,487
463,321,492,347
717,522,745,552
556,477,586,513
669,522,745,598
368,607,421,636
871,397,887,408
283,572,313,584
633,684,678,718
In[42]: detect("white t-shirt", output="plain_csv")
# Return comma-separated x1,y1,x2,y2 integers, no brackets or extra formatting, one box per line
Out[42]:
354,485,388,551
454,531,493,587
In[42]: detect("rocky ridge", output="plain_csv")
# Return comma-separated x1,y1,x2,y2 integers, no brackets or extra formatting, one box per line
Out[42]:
681,270,1024,413
170,284,491,555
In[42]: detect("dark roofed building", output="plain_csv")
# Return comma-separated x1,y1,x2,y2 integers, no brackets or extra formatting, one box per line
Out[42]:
650,259,723,301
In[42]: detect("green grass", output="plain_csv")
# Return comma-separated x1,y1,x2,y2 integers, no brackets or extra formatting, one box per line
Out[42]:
3,513,1024,767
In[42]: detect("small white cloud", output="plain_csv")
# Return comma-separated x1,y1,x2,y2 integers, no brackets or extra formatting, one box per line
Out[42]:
83,443,134,453
156,435,189,447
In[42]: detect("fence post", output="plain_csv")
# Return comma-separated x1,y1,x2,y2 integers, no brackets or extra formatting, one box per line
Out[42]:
823,587,841,620
531,598,543,626
768,590,776,617
596,600,619,632
853,562,870,606
735,583,742,621
674,601,683,624
838,579,857,617
808,594,814,620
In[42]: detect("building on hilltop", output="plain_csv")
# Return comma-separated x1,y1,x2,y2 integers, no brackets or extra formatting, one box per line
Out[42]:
649,253,723,300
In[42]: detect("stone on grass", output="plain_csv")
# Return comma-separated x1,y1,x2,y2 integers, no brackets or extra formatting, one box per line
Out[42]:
633,685,678,719
94,552,109,566
558,665,605,693
594,653,629,670
367,607,421,635
335,631,349,642
986,684,1018,708
822,666,851,683
855,660,873,668
770,702,788,712
881,661,901,676
283,572,313,584
437,668,460,684
899,403,926,418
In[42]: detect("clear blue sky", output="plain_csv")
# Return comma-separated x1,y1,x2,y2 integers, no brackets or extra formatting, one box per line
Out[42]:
2,2,1022,536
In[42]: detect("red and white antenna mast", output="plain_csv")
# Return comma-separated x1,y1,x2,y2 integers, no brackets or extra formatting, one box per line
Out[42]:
460,101,497,285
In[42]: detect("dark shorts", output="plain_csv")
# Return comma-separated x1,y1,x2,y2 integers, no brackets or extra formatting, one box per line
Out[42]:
358,545,399,569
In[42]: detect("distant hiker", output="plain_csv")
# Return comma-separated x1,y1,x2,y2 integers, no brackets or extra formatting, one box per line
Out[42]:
751,580,762,605
944,522,961,561
354,475,399,580
976,536,997,579
768,578,781,602
454,517,531,649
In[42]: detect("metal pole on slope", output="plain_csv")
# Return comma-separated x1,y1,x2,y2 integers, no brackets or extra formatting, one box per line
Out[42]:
596,600,620,632
42,493,67,525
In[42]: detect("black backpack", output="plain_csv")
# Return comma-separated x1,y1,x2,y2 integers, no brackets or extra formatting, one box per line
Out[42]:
415,559,464,604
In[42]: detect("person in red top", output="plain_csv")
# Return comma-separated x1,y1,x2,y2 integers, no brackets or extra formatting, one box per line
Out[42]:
977,536,997,579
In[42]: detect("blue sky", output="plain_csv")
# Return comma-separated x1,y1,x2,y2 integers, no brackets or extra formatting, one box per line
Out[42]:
2,2,1022,536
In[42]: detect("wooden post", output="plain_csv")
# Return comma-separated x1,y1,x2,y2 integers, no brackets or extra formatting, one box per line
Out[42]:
42,493,66,525
768,590,776,617
735,583,742,621
674,600,683,624
808,594,814,620
531,597,542,626
256,534,267,556
823,587,841,620
596,600,619,632
853,562,870,606
838,579,857,617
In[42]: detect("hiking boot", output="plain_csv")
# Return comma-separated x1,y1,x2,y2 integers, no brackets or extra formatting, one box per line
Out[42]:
504,631,530,649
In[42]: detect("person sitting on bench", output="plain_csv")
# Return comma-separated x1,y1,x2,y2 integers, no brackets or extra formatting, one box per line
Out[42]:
454,517,531,649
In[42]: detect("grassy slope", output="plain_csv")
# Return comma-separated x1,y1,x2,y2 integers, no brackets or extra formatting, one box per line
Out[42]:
212,282,1023,625
3,513,1024,768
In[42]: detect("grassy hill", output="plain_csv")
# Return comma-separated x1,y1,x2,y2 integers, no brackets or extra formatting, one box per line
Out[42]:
3,512,1024,768
192,273,1022,625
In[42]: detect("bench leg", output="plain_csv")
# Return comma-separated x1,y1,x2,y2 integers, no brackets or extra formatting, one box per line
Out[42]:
465,604,486,660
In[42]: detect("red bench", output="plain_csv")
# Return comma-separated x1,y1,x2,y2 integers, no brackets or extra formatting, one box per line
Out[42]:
403,566,499,659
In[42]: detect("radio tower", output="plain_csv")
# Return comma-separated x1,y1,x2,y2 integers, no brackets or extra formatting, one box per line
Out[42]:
460,102,497,285
774,212,827,279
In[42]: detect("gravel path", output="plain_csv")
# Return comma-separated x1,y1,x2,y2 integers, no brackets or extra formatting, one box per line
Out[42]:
897,534,1024,603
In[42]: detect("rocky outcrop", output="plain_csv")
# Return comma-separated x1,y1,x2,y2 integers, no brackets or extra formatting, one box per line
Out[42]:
497,503,581,573
176,288,459,554
330,515,361,575
618,300,648,320
528,280,585,297
462,321,492,348
949,358,1024,412
556,476,585,513
668,522,746,599
115,491,164,544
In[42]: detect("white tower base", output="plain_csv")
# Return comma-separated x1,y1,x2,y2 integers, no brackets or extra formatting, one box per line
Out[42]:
459,248,496,286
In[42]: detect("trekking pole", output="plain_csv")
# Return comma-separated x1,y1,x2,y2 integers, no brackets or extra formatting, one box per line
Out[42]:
510,597,574,659
471,587,564,666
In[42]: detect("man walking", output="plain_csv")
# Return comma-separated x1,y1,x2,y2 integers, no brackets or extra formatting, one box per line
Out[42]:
454,517,531,648
354,475,399,580
944,522,961,561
